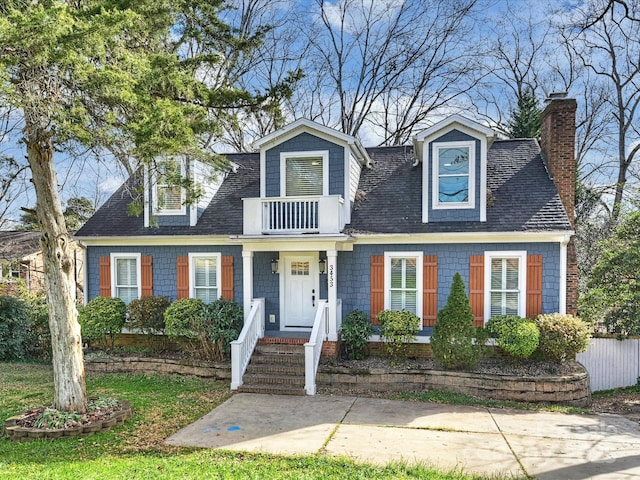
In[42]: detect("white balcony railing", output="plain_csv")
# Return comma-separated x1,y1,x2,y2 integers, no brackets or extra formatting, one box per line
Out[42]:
304,300,329,395
230,298,265,390
243,195,345,235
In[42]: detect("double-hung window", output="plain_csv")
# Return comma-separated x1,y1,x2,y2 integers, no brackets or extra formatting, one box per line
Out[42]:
153,159,186,215
384,252,423,319
280,150,328,197
485,251,526,318
111,253,140,304
432,141,475,208
189,253,220,303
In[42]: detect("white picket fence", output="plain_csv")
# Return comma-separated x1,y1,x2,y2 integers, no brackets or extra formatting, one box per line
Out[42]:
577,338,640,392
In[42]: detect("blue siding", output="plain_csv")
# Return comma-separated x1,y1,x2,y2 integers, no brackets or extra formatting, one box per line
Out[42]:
427,129,481,222
337,242,561,320
264,132,345,197
86,245,243,304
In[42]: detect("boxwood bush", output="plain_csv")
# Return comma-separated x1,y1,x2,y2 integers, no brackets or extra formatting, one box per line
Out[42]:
378,309,420,363
534,313,592,363
203,298,243,360
78,296,127,350
341,310,373,360
127,295,171,351
164,298,207,355
486,315,539,360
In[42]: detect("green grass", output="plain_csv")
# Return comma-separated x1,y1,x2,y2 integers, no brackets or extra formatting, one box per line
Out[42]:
0,362,513,480
592,383,640,398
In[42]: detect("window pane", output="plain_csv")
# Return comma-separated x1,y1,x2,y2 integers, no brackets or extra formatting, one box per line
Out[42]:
490,259,502,289
506,258,519,289
390,290,404,311
404,290,417,314
438,147,469,175
438,176,468,203
194,258,217,287
157,186,182,210
194,287,217,303
156,160,183,210
117,286,138,305
116,258,136,286
286,157,323,196
505,292,519,315
405,259,416,288
390,258,403,288
490,292,504,317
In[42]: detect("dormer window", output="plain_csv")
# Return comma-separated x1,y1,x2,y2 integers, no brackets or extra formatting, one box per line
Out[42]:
153,159,186,215
280,150,328,197
432,141,475,209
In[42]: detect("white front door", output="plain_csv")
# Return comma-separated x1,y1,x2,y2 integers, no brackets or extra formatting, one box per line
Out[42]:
282,254,319,328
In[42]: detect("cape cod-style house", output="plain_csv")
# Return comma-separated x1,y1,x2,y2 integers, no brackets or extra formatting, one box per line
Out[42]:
76,96,578,395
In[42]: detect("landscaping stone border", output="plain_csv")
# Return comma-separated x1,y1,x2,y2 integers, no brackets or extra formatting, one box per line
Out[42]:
85,356,590,406
318,362,591,406
4,401,133,441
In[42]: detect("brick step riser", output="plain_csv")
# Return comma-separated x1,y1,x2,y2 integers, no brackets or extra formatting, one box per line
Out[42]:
250,354,305,365
236,385,306,396
246,364,306,376
243,374,305,386
254,345,305,355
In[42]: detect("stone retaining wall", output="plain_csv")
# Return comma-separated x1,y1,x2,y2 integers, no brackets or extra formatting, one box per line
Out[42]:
85,357,590,406
85,356,231,380
318,363,591,406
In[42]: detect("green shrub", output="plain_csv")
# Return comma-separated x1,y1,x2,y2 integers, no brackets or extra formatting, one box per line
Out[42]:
341,310,373,360
203,298,243,360
164,298,206,354
378,309,420,363
127,295,171,352
430,273,481,370
24,294,51,360
0,295,30,360
486,315,539,359
534,313,592,363
78,297,127,350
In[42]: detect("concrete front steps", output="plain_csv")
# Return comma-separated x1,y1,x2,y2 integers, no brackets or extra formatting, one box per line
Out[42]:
236,338,308,396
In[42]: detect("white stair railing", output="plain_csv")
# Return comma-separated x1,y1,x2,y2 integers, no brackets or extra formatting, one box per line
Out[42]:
304,300,328,395
230,298,265,390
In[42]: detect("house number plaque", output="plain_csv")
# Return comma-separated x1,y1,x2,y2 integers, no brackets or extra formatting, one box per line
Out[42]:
328,264,335,288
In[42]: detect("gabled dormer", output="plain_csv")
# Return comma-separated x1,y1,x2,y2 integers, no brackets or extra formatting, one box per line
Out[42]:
143,156,223,228
244,119,371,235
413,115,495,223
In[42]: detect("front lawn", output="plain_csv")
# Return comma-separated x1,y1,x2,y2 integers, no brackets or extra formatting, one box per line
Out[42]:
0,362,510,480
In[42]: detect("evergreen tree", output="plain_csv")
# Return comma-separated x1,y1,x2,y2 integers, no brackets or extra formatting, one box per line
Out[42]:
430,272,480,370
506,88,542,139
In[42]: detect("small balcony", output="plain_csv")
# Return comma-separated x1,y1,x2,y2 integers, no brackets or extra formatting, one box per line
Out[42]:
243,195,345,235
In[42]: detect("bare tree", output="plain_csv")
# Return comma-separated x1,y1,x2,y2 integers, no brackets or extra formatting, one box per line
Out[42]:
563,1,640,218
295,0,483,145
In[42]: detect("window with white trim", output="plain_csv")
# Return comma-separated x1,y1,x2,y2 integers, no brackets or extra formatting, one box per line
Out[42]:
280,150,328,196
111,253,140,304
485,251,527,318
153,159,186,215
189,253,221,303
384,252,423,318
432,141,475,208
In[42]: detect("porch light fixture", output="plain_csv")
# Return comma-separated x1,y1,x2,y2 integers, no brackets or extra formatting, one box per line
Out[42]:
319,258,326,275
271,258,279,274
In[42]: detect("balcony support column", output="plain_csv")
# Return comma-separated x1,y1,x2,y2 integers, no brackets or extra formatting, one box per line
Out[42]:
242,250,253,321
327,249,338,341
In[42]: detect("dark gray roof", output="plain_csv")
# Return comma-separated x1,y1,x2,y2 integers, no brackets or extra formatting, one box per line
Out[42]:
0,231,42,258
347,139,571,234
76,140,571,238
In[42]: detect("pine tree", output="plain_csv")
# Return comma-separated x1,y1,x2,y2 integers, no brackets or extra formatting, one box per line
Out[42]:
430,272,480,369
507,88,542,139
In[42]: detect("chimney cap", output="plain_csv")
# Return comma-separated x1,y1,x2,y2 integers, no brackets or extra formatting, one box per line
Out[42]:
545,92,568,103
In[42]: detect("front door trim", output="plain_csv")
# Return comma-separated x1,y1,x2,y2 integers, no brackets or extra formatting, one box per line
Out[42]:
279,252,319,330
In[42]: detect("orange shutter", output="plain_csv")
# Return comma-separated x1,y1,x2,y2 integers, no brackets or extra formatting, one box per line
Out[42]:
221,256,234,301
469,255,484,327
176,256,189,299
99,256,111,297
370,255,385,325
141,256,153,297
526,254,543,318
422,255,438,327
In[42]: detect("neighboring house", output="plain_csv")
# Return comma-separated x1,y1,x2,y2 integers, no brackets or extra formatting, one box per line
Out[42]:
0,230,85,301
76,96,578,393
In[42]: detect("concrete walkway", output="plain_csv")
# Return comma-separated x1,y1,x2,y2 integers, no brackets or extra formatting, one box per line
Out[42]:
166,393,640,479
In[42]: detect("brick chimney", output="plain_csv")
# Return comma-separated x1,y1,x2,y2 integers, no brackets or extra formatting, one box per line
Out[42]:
539,93,578,314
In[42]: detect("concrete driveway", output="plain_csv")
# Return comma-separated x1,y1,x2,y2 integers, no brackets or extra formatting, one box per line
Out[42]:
166,393,640,479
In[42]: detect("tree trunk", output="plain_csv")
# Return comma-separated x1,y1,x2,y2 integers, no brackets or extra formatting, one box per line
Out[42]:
25,121,87,414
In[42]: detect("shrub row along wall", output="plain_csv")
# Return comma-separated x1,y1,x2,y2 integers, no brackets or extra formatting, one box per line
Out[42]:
85,357,590,406
318,363,591,406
